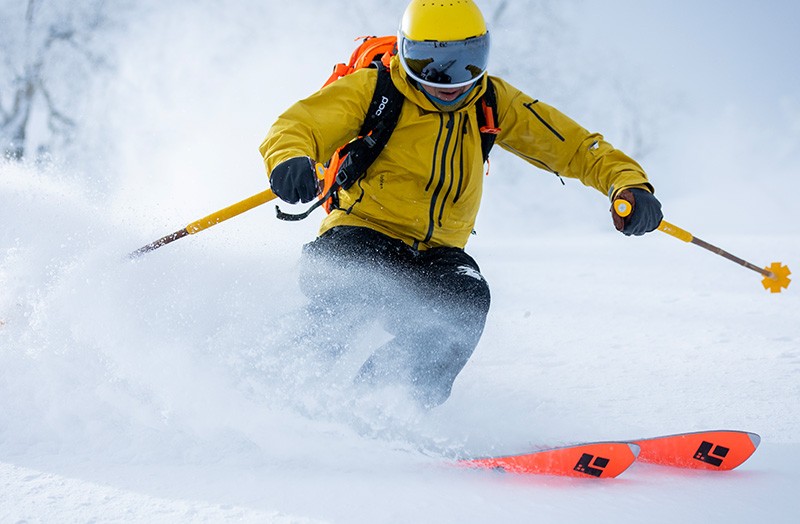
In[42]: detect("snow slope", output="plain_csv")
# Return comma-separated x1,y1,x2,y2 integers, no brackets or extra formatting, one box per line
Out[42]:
2,1,800,522
2,160,798,523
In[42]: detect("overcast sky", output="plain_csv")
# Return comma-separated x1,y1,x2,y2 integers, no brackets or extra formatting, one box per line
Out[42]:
571,1,800,123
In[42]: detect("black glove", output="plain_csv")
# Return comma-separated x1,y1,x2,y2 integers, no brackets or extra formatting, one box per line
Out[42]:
269,157,319,204
612,188,663,236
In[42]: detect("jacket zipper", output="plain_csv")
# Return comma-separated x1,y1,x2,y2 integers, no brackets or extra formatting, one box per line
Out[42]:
500,142,559,174
438,112,463,226
453,116,468,203
426,116,445,191
424,113,456,243
523,101,566,142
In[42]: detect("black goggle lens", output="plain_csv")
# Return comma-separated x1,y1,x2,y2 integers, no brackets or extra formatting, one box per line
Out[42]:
400,33,490,87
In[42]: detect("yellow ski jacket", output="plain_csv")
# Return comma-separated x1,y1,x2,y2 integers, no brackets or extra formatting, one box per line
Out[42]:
259,56,653,250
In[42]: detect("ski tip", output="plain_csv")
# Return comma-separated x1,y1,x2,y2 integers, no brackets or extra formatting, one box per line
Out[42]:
747,432,762,449
633,429,761,471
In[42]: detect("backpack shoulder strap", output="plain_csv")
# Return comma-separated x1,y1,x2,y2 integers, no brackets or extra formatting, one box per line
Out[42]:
358,65,404,147
332,64,404,191
476,77,500,163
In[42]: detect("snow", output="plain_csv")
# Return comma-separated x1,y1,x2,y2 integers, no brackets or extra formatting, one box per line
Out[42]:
2,1,800,523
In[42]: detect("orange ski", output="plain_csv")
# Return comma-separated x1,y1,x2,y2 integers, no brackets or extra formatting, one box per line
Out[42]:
633,430,761,471
460,442,640,479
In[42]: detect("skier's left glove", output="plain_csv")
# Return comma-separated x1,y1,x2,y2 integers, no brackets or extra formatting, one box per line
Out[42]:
612,188,663,236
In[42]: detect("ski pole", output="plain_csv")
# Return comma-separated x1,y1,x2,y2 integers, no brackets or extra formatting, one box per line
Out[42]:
129,164,327,259
128,189,280,258
613,199,791,293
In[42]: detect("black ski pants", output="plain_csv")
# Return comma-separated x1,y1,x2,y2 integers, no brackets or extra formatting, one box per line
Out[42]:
298,226,491,408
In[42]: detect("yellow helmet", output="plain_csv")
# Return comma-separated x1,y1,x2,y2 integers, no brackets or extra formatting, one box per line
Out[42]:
398,0,490,88
401,0,487,41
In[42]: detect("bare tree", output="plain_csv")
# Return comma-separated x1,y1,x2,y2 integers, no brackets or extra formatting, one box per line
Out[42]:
0,0,120,160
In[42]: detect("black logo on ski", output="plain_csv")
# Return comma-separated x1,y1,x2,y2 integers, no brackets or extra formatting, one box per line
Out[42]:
573,453,611,477
693,441,730,467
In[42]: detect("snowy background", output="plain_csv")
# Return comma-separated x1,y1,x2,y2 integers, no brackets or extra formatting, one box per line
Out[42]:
2,0,799,522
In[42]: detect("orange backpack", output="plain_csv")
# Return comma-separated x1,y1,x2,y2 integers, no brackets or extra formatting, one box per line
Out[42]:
322,35,397,88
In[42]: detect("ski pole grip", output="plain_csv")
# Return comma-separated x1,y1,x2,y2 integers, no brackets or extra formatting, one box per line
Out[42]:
614,197,692,242
613,198,632,218
315,162,326,180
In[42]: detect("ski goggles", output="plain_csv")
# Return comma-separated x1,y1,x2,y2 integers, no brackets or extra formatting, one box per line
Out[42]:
398,32,490,89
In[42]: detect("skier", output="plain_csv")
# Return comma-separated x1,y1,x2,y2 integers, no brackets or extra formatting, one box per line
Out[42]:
259,0,663,408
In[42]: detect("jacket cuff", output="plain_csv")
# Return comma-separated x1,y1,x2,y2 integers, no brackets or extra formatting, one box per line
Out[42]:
608,182,655,201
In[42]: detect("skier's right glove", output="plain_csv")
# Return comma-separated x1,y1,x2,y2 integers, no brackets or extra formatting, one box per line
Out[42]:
269,157,320,204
